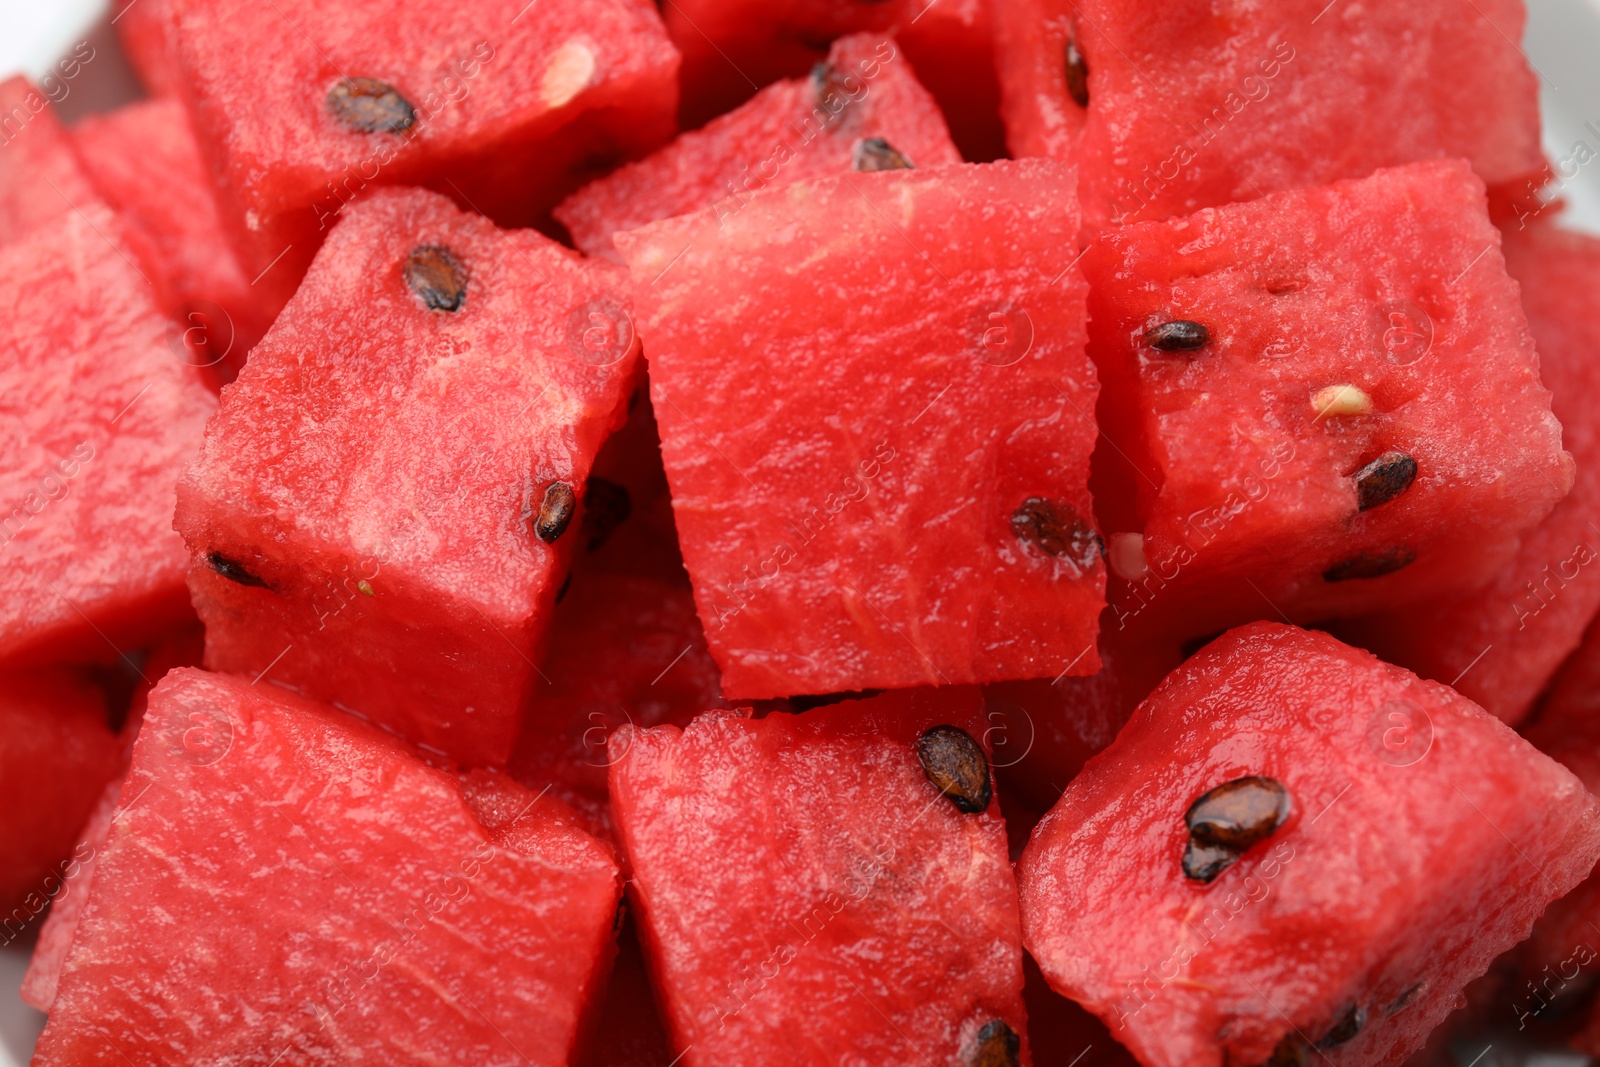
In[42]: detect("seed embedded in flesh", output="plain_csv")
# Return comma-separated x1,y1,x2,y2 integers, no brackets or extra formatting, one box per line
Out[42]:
1317,1004,1367,1048
1065,35,1090,108
852,137,914,172
1146,320,1209,351
917,725,992,814
1386,981,1425,1016
1010,498,1102,570
811,61,855,106
1312,384,1374,417
207,552,267,588
1354,451,1418,512
326,77,416,133
1323,547,1416,583
404,246,467,312
534,482,578,543
965,1020,1021,1067
1182,776,1290,883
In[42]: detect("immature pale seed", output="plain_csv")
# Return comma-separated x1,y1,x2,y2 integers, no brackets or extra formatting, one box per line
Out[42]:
852,137,915,172
1011,498,1102,570
1317,1004,1367,1048
404,246,467,312
207,552,267,588
580,477,632,551
326,77,416,133
1146,320,1209,351
965,1020,1021,1067
1182,776,1290,883
1355,451,1418,512
1323,548,1416,583
918,725,992,814
1065,35,1090,108
535,482,578,543
1386,981,1425,1016
1312,384,1374,417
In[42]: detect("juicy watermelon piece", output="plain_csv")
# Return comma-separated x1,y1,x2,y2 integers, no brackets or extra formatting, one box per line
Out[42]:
164,0,679,310
19,776,120,1012
176,188,639,768
0,77,107,245
32,667,622,1066
0,208,216,664
555,33,961,261
0,670,121,917
618,160,1104,698
71,98,274,384
1019,622,1600,1067
1087,160,1569,645
1334,223,1600,723
111,0,179,97
994,0,1546,229
609,689,1030,1065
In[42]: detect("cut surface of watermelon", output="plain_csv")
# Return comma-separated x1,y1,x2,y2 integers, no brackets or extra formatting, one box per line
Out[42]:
71,98,273,384
618,160,1104,698
609,688,1030,1065
555,33,961,261
995,0,1545,229
32,668,622,1066
0,207,215,664
1087,160,1569,645
0,77,104,246
1334,222,1600,723
1019,622,1600,1067
164,0,680,308
176,188,639,767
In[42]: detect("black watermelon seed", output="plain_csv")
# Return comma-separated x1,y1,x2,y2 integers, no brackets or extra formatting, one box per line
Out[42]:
1182,776,1290,883
1010,498,1102,569
1317,1004,1366,1048
1065,35,1089,108
918,725,992,814
1323,548,1416,583
534,482,577,543
207,552,267,588
327,77,416,133
404,246,467,312
580,477,632,551
1259,1035,1309,1067
852,137,914,172
1354,451,1418,512
810,62,851,106
965,1020,1020,1067
1146,320,1210,351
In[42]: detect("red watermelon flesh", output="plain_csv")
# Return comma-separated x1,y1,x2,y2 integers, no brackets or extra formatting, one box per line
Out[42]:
555,33,961,261
609,689,1030,1065
0,77,110,245
1525,617,1600,792
1333,223,1600,724
0,207,216,665
991,0,1086,162
0,670,121,918
1019,622,1600,1067
618,160,1104,698
581,387,692,587
1087,160,1569,646
32,667,622,1066
19,776,120,1013
111,0,179,97
71,98,274,385
1034,0,1545,230
165,0,679,311
175,188,639,767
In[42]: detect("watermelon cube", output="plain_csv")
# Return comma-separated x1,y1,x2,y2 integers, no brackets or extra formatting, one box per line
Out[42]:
163,0,680,309
609,689,1030,1065
1088,160,1569,645
0,206,216,664
618,160,1104,698
176,187,640,767
1334,222,1600,723
0,670,121,919
994,0,1546,228
71,98,275,384
1019,622,1600,1067
555,33,962,261
32,667,622,1066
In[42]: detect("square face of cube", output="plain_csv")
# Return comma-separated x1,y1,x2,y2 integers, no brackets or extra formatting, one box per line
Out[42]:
618,159,1105,699
176,188,640,767
1019,623,1600,1067
1086,160,1569,643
